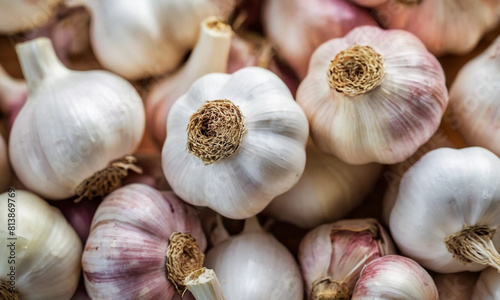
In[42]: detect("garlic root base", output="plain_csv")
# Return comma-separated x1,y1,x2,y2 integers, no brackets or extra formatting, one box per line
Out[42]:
311,277,350,300
0,281,19,300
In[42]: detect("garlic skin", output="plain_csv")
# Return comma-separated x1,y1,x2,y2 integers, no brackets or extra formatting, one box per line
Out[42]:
472,267,500,300
205,218,303,299
450,36,500,156
263,0,378,79
0,135,10,193
296,26,448,165
0,190,82,299
265,139,381,229
351,255,439,299
299,219,395,299
9,38,145,200
162,67,308,219
433,271,478,300
390,147,500,273
0,64,28,131
66,0,235,80
369,1,500,56
0,0,62,34
83,184,206,300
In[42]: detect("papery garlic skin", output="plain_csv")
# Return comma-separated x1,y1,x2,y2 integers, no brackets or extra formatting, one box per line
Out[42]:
390,147,500,273
450,36,500,156
83,184,206,300
263,0,378,79
370,0,500,56
162,67,308,219
0,135,10,193
10,38,145,200
0,190,82,299
265,139,381,229
66,0,235,80
296,26,448,165
0,0,62,34
472,267,500,300
351,255,439,299
433,271,478,300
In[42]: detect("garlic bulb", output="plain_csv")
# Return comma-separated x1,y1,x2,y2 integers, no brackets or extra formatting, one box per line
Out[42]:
472,267,500,300
299,218,395,299
365,1,500,56
162,67,308,219
10,38,145,201
390,147,500,273
66,0,235,80
433,271,478,300
450,36,500,156
83,184,206,299
351,255,439,299
0,64,28,131
146,16,233,147
296,25,448,165
0,190,82,299
263,0,378,79
205,217,304,299
0,135,10,193
0,0,62,34
265,138,381,229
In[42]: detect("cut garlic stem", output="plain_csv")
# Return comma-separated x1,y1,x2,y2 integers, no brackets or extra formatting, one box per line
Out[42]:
185,268,226,300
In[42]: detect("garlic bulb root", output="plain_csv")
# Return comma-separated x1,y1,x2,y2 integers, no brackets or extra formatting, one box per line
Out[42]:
185,268,226,300
187,100,246,165
0,283,18,300
74,155,142,202
396,0,421,5
166,232,205,294
445,225,500,270
328,45,384,97
311,277,349,300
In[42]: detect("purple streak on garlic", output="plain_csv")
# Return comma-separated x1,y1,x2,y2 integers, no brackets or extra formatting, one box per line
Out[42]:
0,64,28,132
0,135,10,193
299,218,395,299
472,267,500,300
351,255,439,299
296,25,448,165
263,0,377,79
433,271,478,300
82,184,206,300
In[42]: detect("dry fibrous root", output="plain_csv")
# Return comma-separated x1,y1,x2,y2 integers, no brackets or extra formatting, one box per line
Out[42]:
395,0,422,6
74,155,142,202
0,282,19,300
311,277,350,300
328,45,384,97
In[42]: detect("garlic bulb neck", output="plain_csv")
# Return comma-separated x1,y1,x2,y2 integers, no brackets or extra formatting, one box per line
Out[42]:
186,268,226,300
445,225,500,270
0,282,18,300
16,38,68,91
327,45,384,97
166,232,205,294
74,155,142,202
311,278,350,300
395,0,422,5
187,100,246,165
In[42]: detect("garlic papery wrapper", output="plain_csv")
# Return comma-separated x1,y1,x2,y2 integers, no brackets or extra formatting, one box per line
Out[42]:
296,25,448,165
0,190,82,299
390,147,500,273
449,36,500,156
205,217,304,299
185,268,226,300
264,138,381,229
0,64,28,131
162,67,309,219
146,16,233,147
0,135,10,193
351,255,439,299
65,0,235,80
82,184,206,299
472,267,500,300
433,271,478,300
299,218,395,299
0,0,62,34
263,0,378,79
10,38,145,201
368,1,500,56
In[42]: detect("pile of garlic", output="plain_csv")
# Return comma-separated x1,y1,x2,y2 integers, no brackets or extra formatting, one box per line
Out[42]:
0,0,499,299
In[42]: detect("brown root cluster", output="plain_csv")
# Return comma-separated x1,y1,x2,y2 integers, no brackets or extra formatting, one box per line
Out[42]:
395,0,422,5
311,277,350,300
0,282,19,300
328,45,384,98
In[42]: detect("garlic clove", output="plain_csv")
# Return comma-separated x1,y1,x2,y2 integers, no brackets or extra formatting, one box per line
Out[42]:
0,135,10,193
0,0,63,34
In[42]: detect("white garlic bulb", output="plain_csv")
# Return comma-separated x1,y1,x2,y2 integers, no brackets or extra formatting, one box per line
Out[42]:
472,267,500,300
450,36,500,156
296,25,448,165
66,0,235,80
162,67,309,219
0,0,62,34
0,189,82,299
433,271,478,300
351,255,439,299
390,147,500,273
265,138,381,229
205,218,304,299
10,38,145,200
0,135,11,193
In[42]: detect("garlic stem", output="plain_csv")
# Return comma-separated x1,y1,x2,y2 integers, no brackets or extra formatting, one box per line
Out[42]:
242,216,264,234
15,38,68,92
445,225,500,271
0,282,18,300
185,268,226,300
